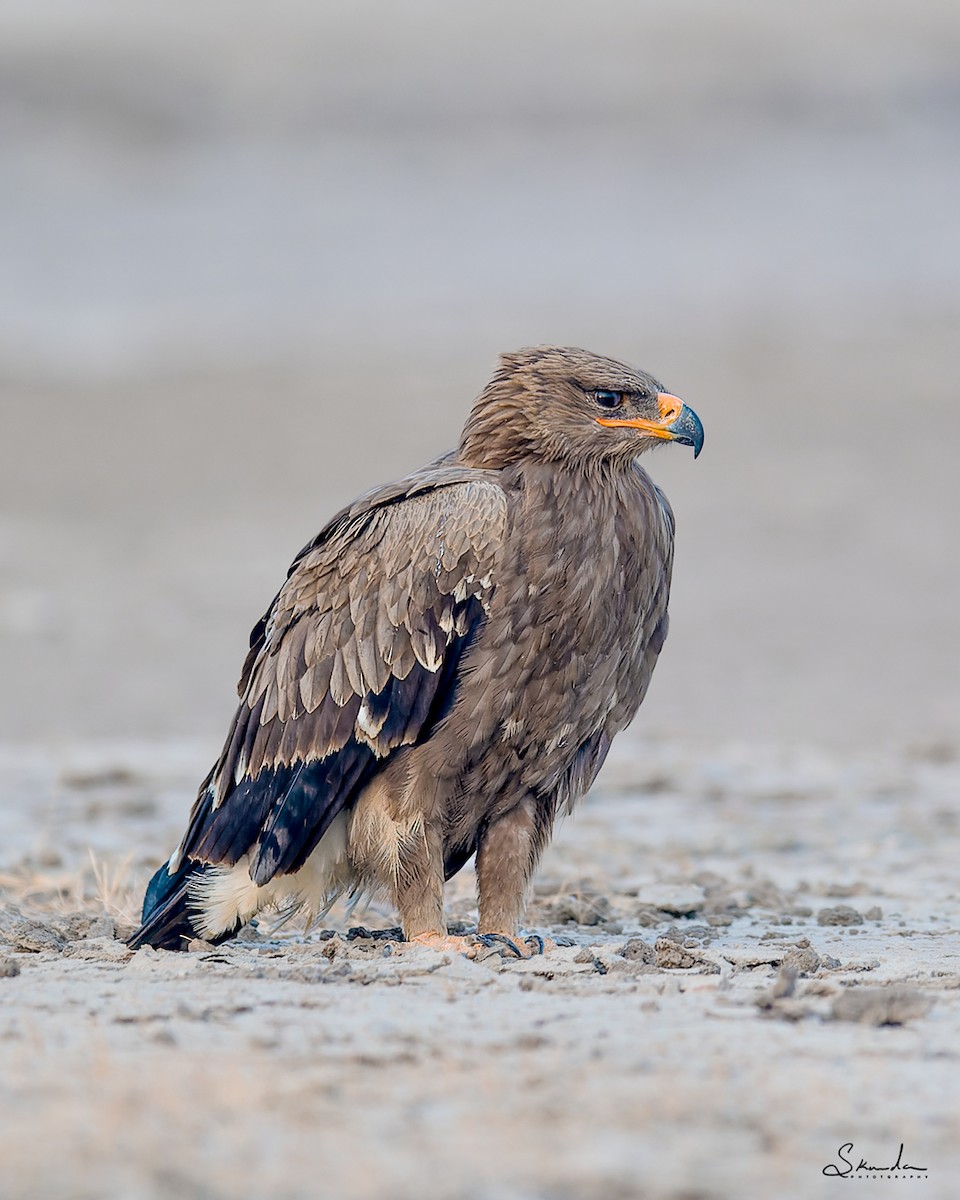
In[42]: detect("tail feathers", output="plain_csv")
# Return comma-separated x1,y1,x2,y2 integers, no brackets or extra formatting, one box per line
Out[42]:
127,858,240,951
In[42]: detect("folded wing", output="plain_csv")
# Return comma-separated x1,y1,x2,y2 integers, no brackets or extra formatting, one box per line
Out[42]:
172,469,507,887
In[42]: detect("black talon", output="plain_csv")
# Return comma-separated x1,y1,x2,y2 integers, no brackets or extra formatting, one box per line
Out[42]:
523,934,545,955
473,933,525,958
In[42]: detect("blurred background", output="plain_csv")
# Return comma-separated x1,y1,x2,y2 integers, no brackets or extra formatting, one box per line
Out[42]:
1,0,958,752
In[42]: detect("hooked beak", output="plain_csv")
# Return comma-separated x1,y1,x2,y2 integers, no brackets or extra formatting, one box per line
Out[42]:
597,393,704,458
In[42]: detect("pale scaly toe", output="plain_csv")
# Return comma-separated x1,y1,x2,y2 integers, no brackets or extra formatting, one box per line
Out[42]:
406,932,483,956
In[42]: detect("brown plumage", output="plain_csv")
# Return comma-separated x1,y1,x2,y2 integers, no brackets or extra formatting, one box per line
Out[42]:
130,346,703,955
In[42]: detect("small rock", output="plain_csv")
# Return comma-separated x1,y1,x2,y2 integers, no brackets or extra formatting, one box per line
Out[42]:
536,893,612,926
634,905,666,927
831,986,932,1026
658,924,713,946
71,916,117,945
721,947,788,969
756,997,810,1022
817,905,864,927
0,958,20,978
864,906,883,921
346,925,402,942
85,916,118,940
233,923,266,944
802,979,839,997
746,879,786,908
5,921,65,953
633,884,706,917
653,937,720,971
57,914,117,942
823,882,862,898
755,965,803,1017
618,938,655,963
782,943,821,975
769,964,799,999
61,938,132,963
654,938,699,969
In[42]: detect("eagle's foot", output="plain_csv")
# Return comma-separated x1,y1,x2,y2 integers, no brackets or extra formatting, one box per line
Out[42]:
406,932,481,955
472,931,555,959
404,930,555,960
472,932,526,959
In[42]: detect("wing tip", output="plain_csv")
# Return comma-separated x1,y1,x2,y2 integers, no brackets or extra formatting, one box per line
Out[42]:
127,858,240,952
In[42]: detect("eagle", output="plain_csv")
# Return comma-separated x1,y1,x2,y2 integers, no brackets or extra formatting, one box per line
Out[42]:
130,347,703,956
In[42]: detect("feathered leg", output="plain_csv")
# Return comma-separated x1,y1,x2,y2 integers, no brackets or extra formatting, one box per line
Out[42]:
390,818,444,940
350,778,474,953
475,792,554,951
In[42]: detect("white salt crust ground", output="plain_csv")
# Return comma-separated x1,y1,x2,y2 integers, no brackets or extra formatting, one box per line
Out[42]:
1,735,958,1200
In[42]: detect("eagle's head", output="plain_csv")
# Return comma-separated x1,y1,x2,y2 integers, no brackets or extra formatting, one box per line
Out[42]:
459,346,704,470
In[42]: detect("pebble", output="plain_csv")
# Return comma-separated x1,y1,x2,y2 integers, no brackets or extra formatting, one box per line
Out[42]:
817,905,864,926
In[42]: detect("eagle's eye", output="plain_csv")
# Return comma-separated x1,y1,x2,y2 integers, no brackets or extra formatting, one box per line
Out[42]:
594,390,623,410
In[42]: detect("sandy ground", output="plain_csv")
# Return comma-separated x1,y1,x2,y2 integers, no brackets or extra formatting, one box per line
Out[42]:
2,3,960,1197
1,737,959,1198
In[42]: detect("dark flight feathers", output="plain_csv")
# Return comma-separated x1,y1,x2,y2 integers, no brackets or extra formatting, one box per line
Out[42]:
168,466,507,888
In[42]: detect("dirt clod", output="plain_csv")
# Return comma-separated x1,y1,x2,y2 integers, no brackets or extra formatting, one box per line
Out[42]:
2,921,65,953
817,905,864,926
830,986,933,1026
782,943,821,975
534,893,612,926
619,938,655,963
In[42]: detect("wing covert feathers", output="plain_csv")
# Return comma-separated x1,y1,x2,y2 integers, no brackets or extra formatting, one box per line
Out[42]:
175,474,507,885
